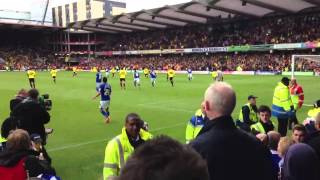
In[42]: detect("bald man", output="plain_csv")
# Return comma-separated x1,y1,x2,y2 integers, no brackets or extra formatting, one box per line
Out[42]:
191,82,275,180
289,78,304,129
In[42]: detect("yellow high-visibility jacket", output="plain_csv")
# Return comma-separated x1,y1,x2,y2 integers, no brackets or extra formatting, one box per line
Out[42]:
103,128,152,180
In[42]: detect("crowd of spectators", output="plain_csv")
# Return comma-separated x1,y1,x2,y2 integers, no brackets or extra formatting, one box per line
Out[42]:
102,12,320,51
80,52,319,72
0,46,62,70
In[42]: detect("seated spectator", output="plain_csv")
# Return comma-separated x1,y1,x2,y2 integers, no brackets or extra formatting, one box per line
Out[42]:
118,135,209,180
236,95,258,132
0,117,17,151
267,131,282,177
291,124,306,143
0,129,55,179
278,137,295,179
251,105,275,135
282,143,320,180
305,113,320,164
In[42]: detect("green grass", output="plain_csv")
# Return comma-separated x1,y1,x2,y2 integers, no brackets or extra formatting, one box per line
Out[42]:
0,71,319,179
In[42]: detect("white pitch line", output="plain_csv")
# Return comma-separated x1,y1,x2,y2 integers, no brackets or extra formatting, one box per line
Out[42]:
303,104,314,107
47,122,186,152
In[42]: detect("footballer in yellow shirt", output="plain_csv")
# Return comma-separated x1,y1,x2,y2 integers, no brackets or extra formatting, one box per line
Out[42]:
119,68,127,90
50,68,58,83
72,67,77,77
27,68,36,88
143,68,149,78
167,68,175,87
111,67,116,77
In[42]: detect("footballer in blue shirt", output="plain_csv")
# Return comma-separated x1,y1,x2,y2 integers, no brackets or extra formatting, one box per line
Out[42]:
133,69,141,88
150,69,157,87
92,77,112,123
96,69,102,92
187,68,192,81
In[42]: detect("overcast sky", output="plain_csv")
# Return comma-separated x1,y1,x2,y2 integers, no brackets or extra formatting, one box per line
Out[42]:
0,0,191,22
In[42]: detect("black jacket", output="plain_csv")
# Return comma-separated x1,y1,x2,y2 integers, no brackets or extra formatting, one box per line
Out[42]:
191,116,276,180
11,99,50,143
0,149,55,177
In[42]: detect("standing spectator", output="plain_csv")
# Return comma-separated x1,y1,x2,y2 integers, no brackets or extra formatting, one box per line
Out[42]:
236,95,258,132
272,77,294,136
251,105,275,135
191,82,275,180
282,143,320,180
118,135,209,180
291,124,306,143
289,78,304,129
103,113,152,180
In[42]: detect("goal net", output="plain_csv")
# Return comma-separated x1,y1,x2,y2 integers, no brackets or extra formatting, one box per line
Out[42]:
291,55,320,77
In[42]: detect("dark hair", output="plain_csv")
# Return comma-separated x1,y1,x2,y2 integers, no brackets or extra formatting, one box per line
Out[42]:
28,88,39,99
103,77,108,83
258,105,271,114
119,135,209,180
125,113,141,123
281,77,290,86
293,124,306,133
1,117,17,138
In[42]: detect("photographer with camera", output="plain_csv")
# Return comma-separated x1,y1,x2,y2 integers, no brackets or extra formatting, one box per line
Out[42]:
11,88,50,144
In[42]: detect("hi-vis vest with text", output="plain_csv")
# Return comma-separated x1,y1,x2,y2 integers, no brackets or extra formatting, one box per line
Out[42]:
185,109,205,144
272,82,293,119
103,128,152,180
238,103,258,123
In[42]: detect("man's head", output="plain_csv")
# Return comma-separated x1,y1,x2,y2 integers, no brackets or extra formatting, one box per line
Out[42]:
292,124,306,143
17,89,28,98
277,137,294,157
202,82,236,120
258,105,271,123
267,131,281,151
28,88,39,100
118,135,209,180
125,113,143,138
290,78,297,86
6,129,31,152
103,77,108,83
248,95,257,106
281,77,290,86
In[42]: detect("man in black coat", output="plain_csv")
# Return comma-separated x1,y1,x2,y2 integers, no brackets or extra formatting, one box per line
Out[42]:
191,82,276,180
11,88,50,144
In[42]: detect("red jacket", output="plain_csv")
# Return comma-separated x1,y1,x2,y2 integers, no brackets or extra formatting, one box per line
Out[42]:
290,84,304,109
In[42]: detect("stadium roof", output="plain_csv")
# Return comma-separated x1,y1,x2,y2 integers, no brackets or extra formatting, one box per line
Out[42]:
68,0,320,33
0,18,63,32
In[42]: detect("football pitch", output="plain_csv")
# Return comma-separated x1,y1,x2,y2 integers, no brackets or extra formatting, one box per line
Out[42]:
0,71,319,179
